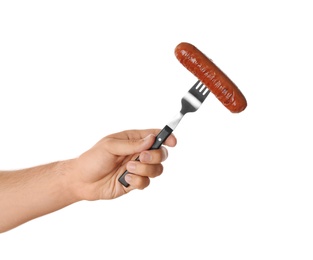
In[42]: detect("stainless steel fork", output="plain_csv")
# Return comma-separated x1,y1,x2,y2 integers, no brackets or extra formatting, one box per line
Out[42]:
118,80,210,187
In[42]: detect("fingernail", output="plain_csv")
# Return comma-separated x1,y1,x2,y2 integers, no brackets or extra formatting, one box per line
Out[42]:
127,161,136,172
162,148,168,161
141,152,152,162
125,174,132,183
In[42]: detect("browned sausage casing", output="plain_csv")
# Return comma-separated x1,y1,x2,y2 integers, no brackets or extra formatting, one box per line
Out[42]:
175,42,247,113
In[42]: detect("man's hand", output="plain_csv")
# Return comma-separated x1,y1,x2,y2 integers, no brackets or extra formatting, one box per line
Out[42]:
70,129,177,200
0,128,177,233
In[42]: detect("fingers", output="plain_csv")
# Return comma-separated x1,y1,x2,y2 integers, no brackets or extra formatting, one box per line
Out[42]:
122,146,169,189
124,174,150,190
105,134,156,156
126,161,164,178
129,146,168,174
104,128,176,190
105,129,177,156
139,146,168,163
163,133,177,148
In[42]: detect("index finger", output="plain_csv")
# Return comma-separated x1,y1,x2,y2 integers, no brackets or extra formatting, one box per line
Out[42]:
108,128,177,147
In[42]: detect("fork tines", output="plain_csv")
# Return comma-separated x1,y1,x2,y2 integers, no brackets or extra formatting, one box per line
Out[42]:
189,80,210,102
180,80,210,115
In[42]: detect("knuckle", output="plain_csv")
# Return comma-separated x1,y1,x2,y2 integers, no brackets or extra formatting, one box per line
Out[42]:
151,150,165,163
152,164,163,177
136,177,150,190
137,164,164,178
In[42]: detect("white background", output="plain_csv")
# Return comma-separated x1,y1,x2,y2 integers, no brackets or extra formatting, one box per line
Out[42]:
0,0,312,259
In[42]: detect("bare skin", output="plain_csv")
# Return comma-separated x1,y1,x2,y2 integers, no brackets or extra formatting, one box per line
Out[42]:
0,129,177,233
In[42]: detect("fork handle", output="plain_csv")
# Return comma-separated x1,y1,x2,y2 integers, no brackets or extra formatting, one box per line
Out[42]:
150,125,173,149
118,125,173,187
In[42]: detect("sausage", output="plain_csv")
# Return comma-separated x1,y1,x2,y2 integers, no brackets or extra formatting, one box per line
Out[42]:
174,42,247,113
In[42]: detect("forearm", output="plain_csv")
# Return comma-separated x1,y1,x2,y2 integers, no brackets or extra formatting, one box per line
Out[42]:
0,160,79,233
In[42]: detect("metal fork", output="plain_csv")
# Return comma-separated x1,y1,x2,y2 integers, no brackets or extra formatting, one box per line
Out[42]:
118,80,210,187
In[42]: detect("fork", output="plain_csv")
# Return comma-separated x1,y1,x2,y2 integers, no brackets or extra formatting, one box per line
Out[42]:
118,80,210,187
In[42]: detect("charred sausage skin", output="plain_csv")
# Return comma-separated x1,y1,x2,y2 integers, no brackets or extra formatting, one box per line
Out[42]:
175,42,247,113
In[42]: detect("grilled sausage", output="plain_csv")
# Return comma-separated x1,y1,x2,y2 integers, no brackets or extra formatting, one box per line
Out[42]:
175,42,247,113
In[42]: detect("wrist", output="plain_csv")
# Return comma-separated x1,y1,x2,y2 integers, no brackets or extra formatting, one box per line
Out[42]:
57,159,84,203
61,158,101,202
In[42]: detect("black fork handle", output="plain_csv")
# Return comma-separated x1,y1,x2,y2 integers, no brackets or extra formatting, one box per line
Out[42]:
118,125,173,187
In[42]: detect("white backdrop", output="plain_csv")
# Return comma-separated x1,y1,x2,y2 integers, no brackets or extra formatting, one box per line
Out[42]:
1,1,312,259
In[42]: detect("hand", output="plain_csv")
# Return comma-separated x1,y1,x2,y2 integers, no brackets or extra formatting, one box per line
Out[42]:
0,128,176,233
69,129,177,201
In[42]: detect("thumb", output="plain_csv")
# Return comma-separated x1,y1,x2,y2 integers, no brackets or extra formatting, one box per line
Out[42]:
106,134,156,156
